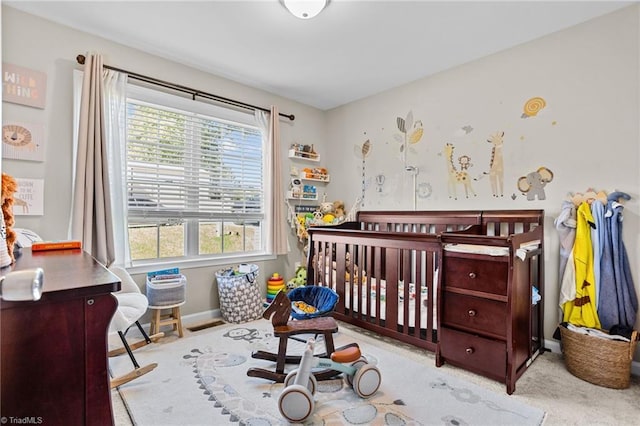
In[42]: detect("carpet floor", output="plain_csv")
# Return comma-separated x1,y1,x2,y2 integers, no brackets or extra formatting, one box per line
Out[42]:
110,319,640,425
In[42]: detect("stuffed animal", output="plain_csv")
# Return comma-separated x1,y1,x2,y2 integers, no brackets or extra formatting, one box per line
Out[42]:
287,266,307,290
1,173,18,263
333,200,346,219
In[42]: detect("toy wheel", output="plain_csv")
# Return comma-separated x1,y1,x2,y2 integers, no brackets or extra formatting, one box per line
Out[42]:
278,384,315,423
352,364,381,398
284,369,318,394
346,357,368,386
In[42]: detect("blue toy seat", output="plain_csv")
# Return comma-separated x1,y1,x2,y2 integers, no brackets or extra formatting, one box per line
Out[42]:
288,286,339,320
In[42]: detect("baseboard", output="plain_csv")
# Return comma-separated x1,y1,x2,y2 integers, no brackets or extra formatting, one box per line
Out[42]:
180,309,222,327
544,337,640,377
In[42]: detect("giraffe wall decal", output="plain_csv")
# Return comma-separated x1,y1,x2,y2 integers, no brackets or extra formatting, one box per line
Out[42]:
444,143,476,200
485,131,505,197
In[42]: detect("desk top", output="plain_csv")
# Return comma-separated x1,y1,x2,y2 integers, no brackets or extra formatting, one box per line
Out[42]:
1,248,120,306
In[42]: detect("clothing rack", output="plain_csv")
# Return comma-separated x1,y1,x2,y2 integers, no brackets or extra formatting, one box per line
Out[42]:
75,54,295,121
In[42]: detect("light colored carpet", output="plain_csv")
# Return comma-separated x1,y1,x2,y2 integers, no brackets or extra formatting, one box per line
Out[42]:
111,319,544,425
111,320,640,425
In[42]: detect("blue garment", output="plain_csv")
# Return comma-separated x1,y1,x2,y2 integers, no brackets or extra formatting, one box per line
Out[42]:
598,199,638,329
590,201,605,309
609,201,637,328
598,202,617,329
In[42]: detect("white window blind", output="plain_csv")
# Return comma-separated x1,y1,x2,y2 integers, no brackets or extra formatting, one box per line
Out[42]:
126,99,264,223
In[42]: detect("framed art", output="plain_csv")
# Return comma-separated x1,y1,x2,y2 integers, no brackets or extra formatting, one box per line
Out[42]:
2,63,47,109
2,122,45,161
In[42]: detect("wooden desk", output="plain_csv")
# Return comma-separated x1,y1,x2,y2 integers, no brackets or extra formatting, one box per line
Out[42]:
1,248,120,425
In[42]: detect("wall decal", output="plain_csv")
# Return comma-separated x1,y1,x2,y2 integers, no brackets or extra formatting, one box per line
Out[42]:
396,110,424,167
2,122,45,161
483,131,505,197
417,182,433,199
517,167,554,201
444,143,476,199
453,125,474,137
12,178,44,216
354,138,372,206
375,174,386,193
521,96,546,118
2,63,47,109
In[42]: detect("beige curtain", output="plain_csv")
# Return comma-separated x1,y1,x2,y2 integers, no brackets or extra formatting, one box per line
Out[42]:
70,53,115,266
268,106,289,255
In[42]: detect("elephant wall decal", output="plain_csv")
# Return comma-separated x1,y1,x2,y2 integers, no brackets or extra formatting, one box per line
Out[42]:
517,167,554,201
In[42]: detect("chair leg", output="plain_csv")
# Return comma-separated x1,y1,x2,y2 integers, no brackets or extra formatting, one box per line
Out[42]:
119,330,141,369
134,320,152,344
110,329,158,389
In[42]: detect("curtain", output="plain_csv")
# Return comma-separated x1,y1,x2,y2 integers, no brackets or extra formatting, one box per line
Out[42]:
256,106,289,255
70,53,126,266
103,70,130,266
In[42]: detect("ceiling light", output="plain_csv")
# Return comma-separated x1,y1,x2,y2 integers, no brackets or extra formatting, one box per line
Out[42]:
281,0,328,20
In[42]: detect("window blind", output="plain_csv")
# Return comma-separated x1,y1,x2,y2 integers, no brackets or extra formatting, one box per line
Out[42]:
126,99,264,223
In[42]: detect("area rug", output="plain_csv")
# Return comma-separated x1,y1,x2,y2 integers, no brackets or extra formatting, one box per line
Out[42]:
112,319,545,425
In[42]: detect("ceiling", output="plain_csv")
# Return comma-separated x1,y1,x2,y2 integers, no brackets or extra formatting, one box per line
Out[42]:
5,0,633,110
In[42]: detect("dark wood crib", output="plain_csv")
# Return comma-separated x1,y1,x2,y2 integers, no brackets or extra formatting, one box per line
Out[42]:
306,209,545,394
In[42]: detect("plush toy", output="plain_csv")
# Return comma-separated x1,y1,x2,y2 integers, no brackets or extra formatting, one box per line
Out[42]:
333,200,346,219
287,266,307,290
1,173,18,264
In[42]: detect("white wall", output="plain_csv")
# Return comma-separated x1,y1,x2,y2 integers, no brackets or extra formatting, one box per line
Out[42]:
1,6,326,318
325,5,640,349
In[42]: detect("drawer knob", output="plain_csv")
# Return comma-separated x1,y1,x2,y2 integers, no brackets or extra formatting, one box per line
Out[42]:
465,347,474,355
468,272,476,279
468,309,477,317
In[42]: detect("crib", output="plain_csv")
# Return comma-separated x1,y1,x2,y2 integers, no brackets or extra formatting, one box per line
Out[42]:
306,210,545,358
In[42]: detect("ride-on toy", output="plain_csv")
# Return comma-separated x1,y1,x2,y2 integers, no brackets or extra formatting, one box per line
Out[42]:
247,290,357,383
277,338,382,423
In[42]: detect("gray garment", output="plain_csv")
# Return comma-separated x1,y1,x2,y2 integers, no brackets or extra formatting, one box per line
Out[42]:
554,200,577,282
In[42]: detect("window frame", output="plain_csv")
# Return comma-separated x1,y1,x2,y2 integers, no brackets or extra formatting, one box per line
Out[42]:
124,83,275,271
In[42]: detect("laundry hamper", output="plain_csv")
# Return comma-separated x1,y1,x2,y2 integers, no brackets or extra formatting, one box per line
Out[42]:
559,324,639,389
215,264,263,324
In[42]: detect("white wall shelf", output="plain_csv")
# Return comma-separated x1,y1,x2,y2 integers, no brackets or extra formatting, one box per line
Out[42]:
288,149,320,162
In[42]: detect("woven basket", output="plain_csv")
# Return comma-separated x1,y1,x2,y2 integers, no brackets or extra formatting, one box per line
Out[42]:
560,324,638,389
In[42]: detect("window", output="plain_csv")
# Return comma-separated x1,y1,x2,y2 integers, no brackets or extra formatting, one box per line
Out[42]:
125,86,268,264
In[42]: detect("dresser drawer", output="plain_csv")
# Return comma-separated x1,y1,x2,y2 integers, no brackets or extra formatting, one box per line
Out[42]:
441,293,507,338
439,327,506,379
443,256,508,295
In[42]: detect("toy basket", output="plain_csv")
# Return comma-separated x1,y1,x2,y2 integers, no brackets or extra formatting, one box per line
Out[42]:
215,264,263,324
146,275,186,307
559,324,639,389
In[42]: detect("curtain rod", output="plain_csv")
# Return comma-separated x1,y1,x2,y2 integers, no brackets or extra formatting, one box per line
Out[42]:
76,54,295,121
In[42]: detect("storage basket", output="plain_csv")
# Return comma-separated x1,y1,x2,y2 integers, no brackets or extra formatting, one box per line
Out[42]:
215,264,263,324
559,324,639,389
146,275,187,307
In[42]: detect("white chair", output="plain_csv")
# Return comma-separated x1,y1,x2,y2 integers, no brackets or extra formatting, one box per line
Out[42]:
108,266,163,389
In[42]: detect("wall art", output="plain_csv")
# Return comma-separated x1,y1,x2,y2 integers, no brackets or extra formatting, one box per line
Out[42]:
12,178,44,216
2,122,45,161
2,63,47,109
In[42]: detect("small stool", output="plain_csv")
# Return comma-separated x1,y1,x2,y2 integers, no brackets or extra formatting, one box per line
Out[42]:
149,301,185,337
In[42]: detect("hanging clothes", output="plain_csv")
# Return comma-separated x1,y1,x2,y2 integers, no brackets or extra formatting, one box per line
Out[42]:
590,200,605,310
563,202,601,328
609,194,638,328
597,192,637,329
554,199,577,282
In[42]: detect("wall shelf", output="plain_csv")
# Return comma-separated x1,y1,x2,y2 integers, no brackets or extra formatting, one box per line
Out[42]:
287,190,318,201
288,149,320,162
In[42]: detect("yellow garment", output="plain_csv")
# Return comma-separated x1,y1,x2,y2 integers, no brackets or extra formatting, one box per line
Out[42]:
562,202,601,328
